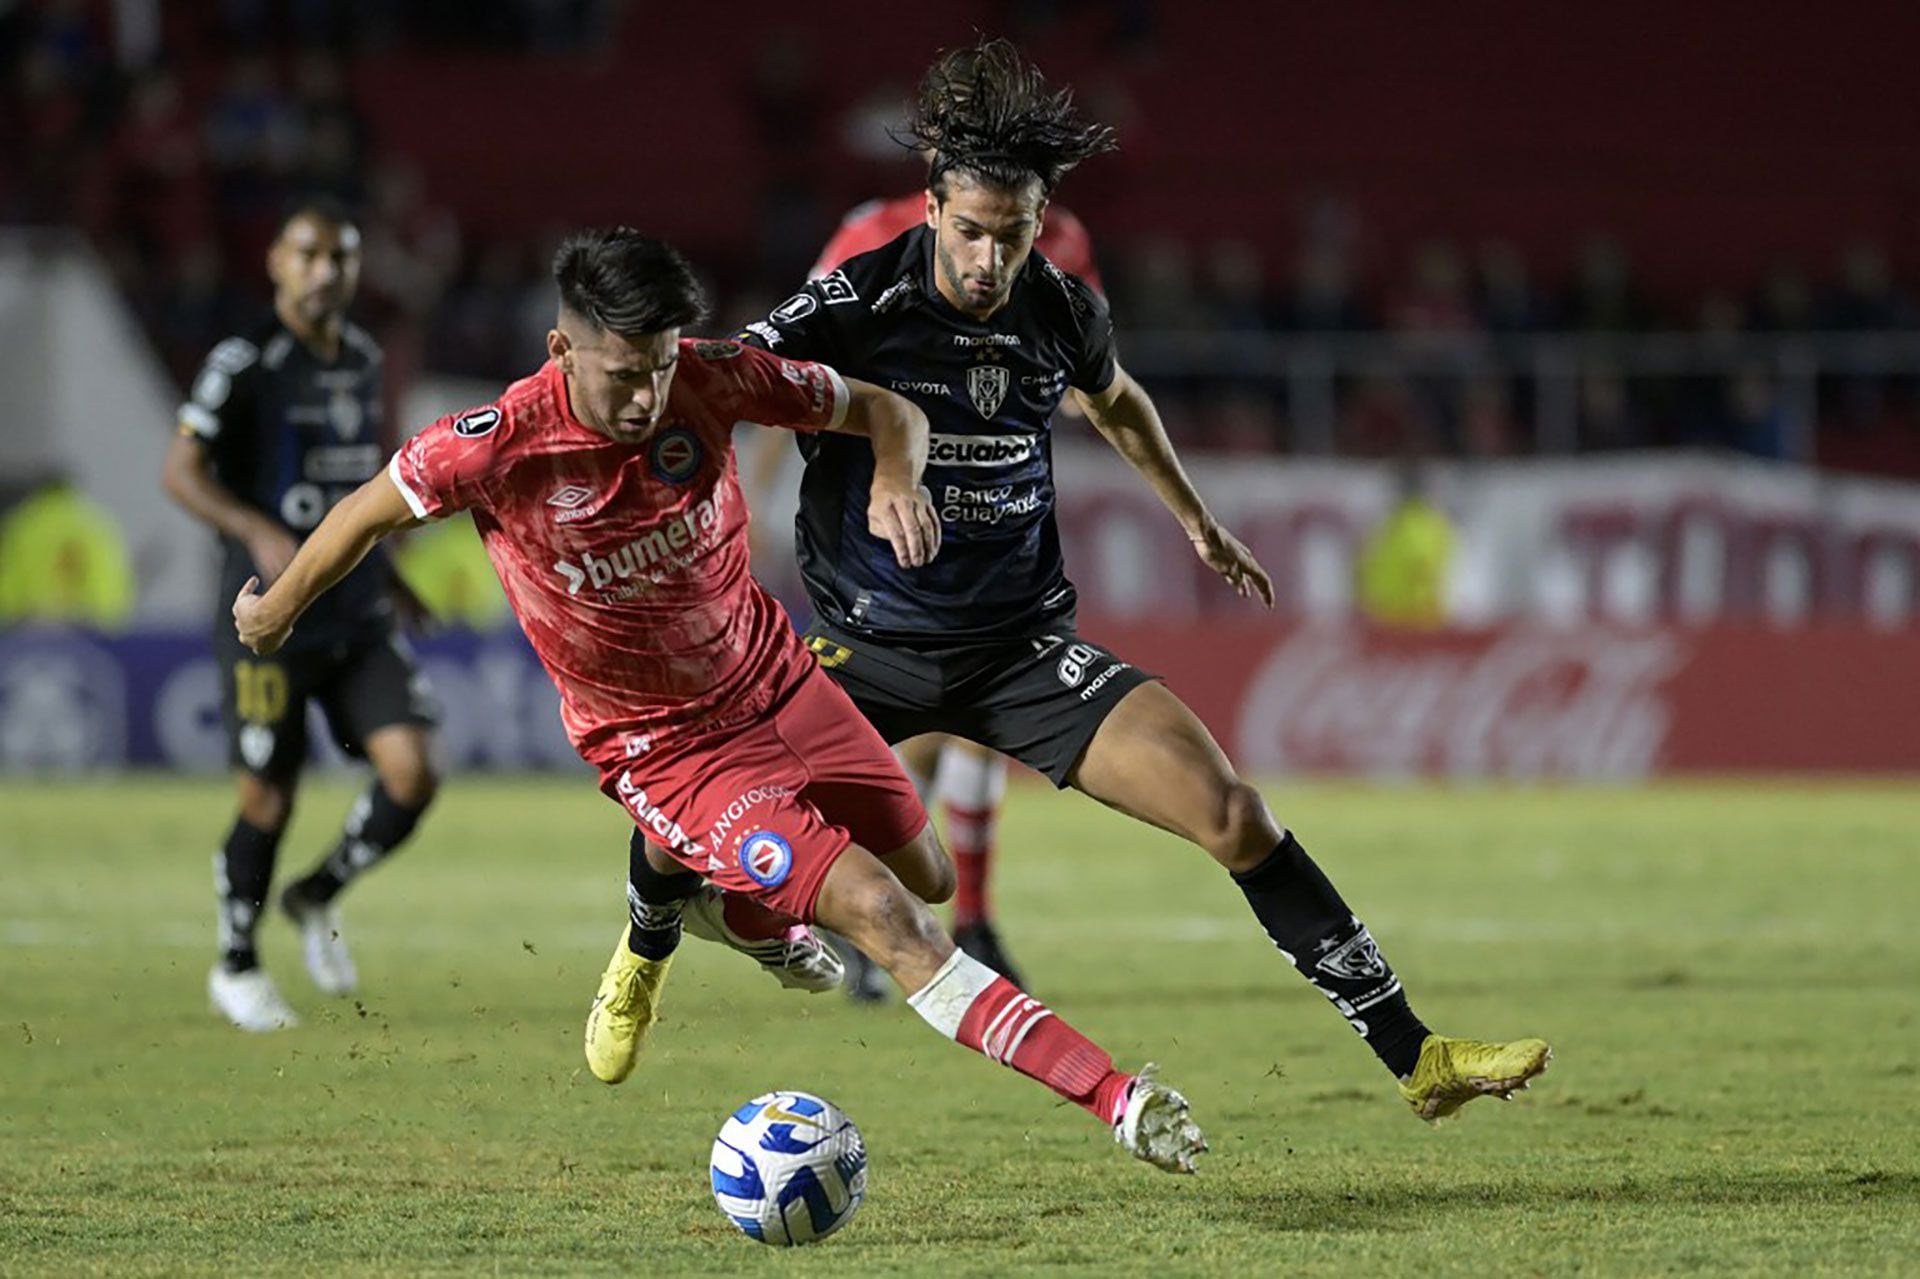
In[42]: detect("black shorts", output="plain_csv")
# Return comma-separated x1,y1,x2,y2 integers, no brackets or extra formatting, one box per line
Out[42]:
800,621,1156,787
216,628,436,780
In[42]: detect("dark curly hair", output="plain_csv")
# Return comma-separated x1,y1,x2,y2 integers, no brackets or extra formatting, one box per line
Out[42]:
552,227,710,336
900,38,1117,201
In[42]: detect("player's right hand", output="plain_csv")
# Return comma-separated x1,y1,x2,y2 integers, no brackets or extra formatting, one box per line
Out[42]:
869,482,942,568
245,524,301,585
233,576,291,656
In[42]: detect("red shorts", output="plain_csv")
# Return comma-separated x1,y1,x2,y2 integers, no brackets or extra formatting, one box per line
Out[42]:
587,665,928,921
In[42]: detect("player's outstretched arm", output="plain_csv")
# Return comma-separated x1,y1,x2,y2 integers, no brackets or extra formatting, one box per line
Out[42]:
1077,365,1275,606
233,470,421,655
834,378,941,568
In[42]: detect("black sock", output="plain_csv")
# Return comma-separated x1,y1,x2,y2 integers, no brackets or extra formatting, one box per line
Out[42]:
215,818,282,971
1232,832,1431,1078
626,831,701,960
292,784,428,906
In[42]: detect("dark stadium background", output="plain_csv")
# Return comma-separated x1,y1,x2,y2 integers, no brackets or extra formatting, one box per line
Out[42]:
3,0,1919,775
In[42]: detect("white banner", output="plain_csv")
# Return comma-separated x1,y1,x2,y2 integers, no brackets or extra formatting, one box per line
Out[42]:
1050,445,1920,625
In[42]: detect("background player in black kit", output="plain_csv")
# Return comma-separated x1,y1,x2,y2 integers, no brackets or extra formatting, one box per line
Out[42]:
162,198,439,1032
710,39,1552,1120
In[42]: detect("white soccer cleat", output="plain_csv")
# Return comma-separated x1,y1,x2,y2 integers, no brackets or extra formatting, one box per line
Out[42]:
681,886,845,993
1113,1064,1207,1174
281,888,358,996
208,965,300,1032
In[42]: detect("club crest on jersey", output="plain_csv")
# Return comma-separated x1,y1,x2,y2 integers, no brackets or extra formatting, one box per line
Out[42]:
649,427,703,484
739,831,793,888
692,340,742,360
967,364,1010,419
328,388,364,440
454,407,501,438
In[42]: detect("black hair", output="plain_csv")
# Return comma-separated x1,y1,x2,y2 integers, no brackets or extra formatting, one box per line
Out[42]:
274,193,358,239
552,228,711,336
900,38,1117,201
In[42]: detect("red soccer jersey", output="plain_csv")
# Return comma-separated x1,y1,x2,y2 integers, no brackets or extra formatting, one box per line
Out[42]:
388,339,848,753
811,192,1104,294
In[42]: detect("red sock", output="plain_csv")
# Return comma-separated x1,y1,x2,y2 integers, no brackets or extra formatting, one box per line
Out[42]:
947,802,995,929
908,951,1135,1125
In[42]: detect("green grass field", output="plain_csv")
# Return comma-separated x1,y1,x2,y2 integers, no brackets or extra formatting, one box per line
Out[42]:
4,777,1917,1276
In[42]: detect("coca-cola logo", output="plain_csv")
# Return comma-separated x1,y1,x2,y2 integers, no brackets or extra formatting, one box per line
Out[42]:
1235,628,1688,780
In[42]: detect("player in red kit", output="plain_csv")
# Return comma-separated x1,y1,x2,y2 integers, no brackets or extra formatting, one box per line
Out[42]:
231,228,1208,1174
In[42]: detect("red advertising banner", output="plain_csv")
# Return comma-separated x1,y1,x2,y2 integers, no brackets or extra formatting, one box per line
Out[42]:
1076,619,1920,778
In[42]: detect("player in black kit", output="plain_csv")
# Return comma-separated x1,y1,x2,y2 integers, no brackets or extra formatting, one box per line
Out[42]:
683,39,1550,1121
162,198,438,1032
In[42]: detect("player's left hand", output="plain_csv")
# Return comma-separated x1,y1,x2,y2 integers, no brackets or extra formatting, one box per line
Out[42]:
232,577,292,655
869,482,942,568
1189,518,1275,607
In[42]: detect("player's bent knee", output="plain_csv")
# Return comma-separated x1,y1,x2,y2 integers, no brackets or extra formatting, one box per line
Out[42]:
1209,779,1280,871
237,777,294,832
897,858,956,906
906,841,958,905
922,856,957,905
383,759,439,810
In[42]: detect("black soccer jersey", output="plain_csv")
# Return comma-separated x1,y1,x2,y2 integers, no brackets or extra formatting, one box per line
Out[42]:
739,224,1117,642
178,319,394,647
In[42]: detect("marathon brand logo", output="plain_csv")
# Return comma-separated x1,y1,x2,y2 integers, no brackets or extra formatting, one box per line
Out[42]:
706,784,795,851
552,486,730,598
615,771,702,855
928,433,1039,469
953,333,1021,347
1078,660,1133,702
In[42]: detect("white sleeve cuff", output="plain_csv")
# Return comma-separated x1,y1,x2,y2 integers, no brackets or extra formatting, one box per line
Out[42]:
178,404,218,438
823,364,850,430
387,452,431,520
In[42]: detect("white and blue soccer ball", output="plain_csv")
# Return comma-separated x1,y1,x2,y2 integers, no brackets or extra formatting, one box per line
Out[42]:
709,1090,867,1246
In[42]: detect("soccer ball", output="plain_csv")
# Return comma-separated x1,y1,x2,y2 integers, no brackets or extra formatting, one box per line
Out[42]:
709,1090,867,1246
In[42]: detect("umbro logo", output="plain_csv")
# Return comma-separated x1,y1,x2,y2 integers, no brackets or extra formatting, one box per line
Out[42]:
548,484,597,523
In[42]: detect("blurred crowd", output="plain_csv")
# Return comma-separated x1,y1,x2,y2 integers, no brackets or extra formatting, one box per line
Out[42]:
5,1,1919,476
1106,219,1920,468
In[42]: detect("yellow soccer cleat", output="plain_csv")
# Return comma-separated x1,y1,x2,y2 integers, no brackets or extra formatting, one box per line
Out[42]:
1398,1034,1552,1122
583,926,673,1085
